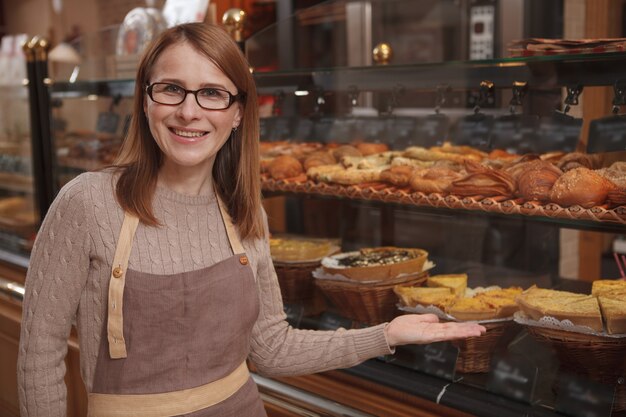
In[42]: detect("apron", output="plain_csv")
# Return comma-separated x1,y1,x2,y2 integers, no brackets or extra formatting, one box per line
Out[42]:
88,195,265,417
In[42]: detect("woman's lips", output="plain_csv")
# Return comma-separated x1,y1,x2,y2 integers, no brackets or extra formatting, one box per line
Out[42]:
169,127,208,143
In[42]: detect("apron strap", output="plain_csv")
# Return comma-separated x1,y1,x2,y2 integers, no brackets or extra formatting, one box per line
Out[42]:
107,212,139,359
215,193,245,255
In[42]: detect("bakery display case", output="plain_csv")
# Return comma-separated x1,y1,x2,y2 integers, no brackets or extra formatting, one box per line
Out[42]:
1,1,625,416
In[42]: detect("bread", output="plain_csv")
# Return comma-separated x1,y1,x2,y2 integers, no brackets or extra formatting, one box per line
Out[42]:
380,165,418,187
307,164,344,182
447,297,497,321
426,274,468,298
591,279,626,297
475,287,523,318
303,151,336,171
340,151,397,169
516,286,587,320
549,167,616,208
598,294,626,334
356,142,389,156
315,166,389,185
332,145,362,160
447,161,516,198
394,285,456,310
322,247,428,281
268,155,304,180
556,152,595,172
404,146,481,164
409,167,463,194
542,296,604,332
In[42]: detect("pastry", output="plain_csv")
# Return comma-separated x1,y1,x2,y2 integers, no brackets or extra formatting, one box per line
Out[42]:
409,167,462,194
447,161,516,197
426,274,467,298
322,247,428,281
303,151,336,171
556,152,596,172
597,294,626,334
447,297,497,321
516,160,563,202
356,142,389,156
332,145,362,160
268,155,304,180
474,287,523,318
404,146,482,164
394,286,456,310
340,151,397,169
549,167,616,208
380,165,418,187
591,279,626,297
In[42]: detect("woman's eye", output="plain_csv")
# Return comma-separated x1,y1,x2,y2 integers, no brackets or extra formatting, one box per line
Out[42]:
199,88,219,98
164,84,182,94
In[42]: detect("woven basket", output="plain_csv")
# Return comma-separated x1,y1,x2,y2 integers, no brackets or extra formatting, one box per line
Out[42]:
451,321,513,373
526,326,626,412
274,261,326,316
315,272,428,325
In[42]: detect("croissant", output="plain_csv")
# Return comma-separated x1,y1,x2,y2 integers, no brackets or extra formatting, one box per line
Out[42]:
268,155,304,180
356,142,389,156
409,167,462,194
381,165,419,187
447,161,516,197
517,161,563,202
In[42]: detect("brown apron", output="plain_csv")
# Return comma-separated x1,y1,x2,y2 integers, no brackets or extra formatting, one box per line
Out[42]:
89,196,265,417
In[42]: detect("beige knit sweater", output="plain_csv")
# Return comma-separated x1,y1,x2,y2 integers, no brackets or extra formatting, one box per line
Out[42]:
17,170,392,417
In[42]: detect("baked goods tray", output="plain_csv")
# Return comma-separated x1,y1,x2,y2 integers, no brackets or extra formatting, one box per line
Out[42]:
398,303,514,324
261,177,626,226
513,311,626,338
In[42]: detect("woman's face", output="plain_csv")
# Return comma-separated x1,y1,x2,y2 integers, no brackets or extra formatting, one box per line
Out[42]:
144,41,242,176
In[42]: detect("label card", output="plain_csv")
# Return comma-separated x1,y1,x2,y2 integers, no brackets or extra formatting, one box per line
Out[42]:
352,117,387,142
267,116,294,142
489,114,540,153
532,111,582,153
554,374,616,417
451,113,494,151
96,112,120,134
412,113,450,148
292,118,315,142
587,114,626,153
393,342,459,381
386,116,419,150
317,311,352,331
486,353,538,404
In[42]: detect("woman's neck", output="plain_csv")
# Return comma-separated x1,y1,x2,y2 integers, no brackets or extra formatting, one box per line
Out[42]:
157,161,214,196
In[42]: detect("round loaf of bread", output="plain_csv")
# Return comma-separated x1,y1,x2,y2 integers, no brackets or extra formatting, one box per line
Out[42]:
549,167,616,208
356,142,389,156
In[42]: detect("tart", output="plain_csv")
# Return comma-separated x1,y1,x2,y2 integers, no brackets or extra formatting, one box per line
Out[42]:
426,274,467,298
394,286,456,310
322,247,428,281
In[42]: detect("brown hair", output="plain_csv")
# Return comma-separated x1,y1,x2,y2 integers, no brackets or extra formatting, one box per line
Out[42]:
114,23,263,240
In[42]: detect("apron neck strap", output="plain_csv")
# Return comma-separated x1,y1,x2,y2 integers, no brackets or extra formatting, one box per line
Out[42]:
215,192,245,255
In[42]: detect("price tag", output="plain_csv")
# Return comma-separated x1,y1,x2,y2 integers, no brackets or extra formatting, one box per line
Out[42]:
317,311,352,331
386,116,419,150
96,112,120,134
554,374,616,417
486,353,538,403
267,116,294,142
283,303,304,328
451,113,494,151
532,111,582,153
352,117,387,142
393,342,459,381
489,114,540,153
412,113,450,148
259,117,274,142
293,118,315,142
587,114,626,153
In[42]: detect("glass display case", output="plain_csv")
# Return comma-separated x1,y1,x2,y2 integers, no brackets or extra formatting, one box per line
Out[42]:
4,1,626,416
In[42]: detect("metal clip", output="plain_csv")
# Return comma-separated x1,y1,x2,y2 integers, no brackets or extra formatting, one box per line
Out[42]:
612,79,626,114
435,84,451,114
509,81,528,114
474,80,495,114
563,84,583,114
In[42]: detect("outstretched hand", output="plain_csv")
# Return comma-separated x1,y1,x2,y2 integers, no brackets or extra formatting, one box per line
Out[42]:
384,314,487,347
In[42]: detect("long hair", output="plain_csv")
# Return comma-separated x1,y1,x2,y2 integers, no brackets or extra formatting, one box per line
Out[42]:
114,23,263,240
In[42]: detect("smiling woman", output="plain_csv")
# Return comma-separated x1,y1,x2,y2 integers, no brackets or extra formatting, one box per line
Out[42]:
16,22,485,417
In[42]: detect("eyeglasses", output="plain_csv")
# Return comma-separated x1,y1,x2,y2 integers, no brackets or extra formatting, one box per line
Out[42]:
146,82,244,110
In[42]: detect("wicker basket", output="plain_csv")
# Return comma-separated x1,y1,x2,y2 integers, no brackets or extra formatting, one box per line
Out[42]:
274,261,327,316
526,326,626,412
315,272,428,325
451,321,513,373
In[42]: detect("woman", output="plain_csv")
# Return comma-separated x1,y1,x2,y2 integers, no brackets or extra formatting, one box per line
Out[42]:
18,23,485,417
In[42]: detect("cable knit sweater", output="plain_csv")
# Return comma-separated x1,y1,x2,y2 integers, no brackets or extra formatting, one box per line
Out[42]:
17,170,393,417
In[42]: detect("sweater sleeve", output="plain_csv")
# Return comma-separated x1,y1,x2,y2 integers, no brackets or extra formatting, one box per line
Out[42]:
248,210,393,377
17,175,93,417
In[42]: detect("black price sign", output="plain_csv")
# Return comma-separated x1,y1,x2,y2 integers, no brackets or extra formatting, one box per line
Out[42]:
486,353,538,404
587,114,626,153
353,117,387,142
394,342,459,381
267,116,294,142
317,312,352,331
293,118,315,142
259,117,274,142
283,303,304,328
489,114,540,153
532,112,582,153
413,113,450,148
386,116,419,150
96,111,120,134
327,118,355,143
451,113,494,151
554,374,616,417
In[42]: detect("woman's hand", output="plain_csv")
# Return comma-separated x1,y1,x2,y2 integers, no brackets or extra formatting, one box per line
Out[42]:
384,314,487,347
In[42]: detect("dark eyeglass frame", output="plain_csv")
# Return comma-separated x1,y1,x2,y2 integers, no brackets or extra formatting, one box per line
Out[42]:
146,82,244,110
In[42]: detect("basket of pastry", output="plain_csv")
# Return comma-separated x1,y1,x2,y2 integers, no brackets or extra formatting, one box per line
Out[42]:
395,274,523,373
313,247,430,325
270,235,340,316
514,281,626,411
